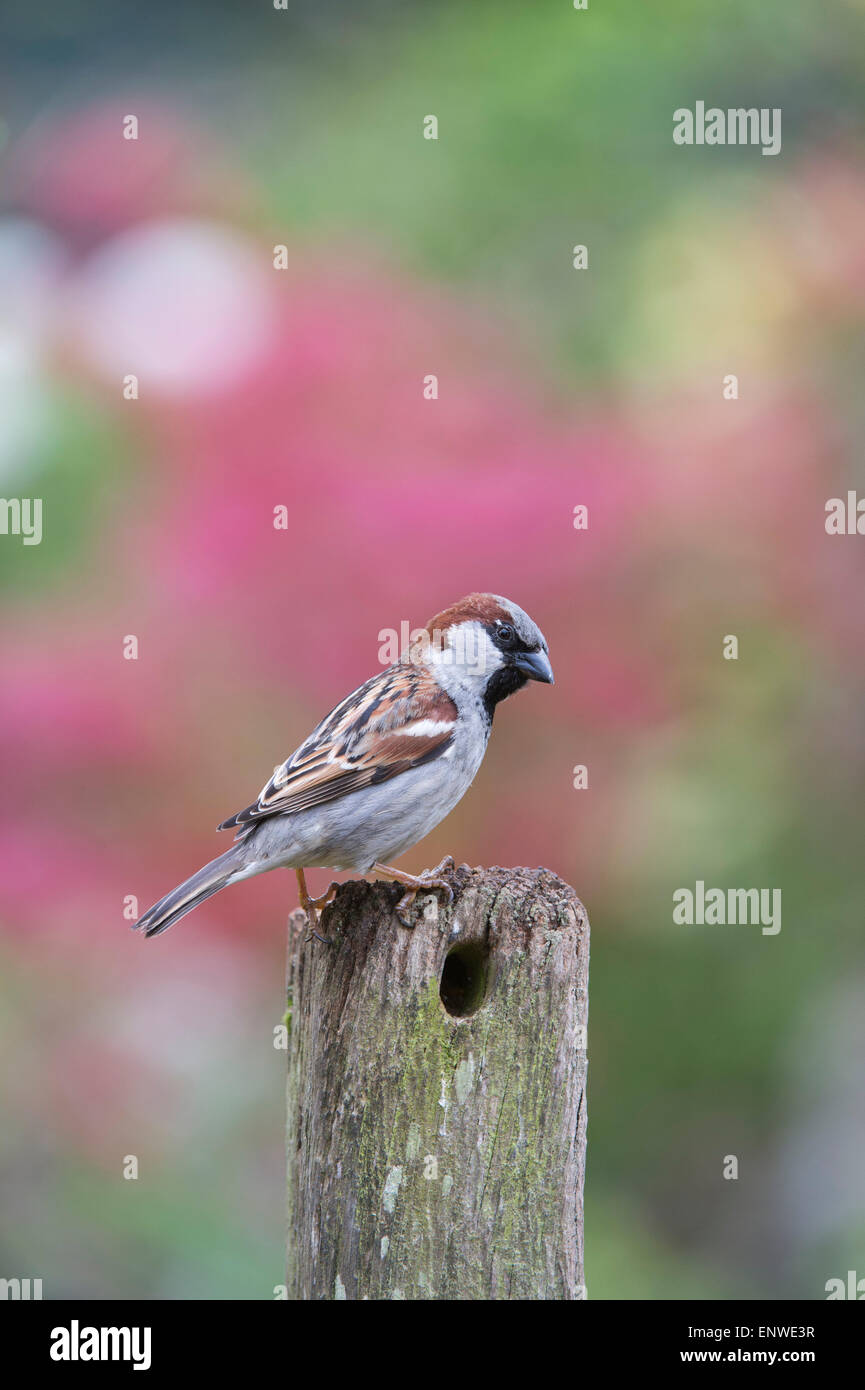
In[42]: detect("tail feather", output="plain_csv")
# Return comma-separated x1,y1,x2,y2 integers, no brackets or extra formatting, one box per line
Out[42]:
132,848,243,939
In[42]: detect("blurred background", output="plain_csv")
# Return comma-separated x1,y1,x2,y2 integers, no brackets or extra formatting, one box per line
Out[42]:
1,0,865,1299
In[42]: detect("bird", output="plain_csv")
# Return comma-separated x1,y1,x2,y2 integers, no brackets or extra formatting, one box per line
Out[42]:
131,593,553,939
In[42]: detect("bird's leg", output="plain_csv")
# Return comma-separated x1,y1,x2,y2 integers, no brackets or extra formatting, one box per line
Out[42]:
308,881,342,911
295,869,339,944
372,856,456,927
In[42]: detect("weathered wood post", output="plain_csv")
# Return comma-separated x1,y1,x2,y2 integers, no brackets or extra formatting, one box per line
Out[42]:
285,864,589,1300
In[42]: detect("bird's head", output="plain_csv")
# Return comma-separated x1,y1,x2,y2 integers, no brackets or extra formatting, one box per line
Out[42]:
415,592,553,714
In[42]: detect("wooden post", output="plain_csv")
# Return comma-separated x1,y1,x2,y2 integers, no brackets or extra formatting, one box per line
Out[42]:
285,864,589,1300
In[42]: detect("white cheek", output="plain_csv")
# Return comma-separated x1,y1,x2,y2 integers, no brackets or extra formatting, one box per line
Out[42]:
445,626,501,679
424,622,504,703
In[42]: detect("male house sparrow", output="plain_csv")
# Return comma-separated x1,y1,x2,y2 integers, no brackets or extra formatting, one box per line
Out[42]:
132,593,553,938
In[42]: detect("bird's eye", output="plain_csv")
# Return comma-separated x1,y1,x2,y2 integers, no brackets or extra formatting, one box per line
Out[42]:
497,623,516,645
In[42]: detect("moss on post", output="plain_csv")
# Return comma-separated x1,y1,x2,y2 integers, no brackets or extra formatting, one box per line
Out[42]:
285,864,589,1300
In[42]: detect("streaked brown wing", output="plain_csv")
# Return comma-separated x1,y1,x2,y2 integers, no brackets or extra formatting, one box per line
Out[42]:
218,664,457,831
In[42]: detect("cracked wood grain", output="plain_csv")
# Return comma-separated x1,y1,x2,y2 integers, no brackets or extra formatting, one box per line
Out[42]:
285,864,589,1300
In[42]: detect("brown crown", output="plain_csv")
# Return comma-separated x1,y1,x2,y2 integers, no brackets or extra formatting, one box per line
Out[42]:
424,593,512,635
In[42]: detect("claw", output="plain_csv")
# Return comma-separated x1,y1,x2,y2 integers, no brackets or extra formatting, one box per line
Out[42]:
394,875,454,927
430,854,456,876
304,926,333,946
371,858,457,929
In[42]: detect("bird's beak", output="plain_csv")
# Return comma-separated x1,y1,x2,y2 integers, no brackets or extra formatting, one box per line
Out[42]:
513,649,554,684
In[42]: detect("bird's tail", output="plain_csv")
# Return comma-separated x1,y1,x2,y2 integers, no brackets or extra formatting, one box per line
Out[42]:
131,847,244,939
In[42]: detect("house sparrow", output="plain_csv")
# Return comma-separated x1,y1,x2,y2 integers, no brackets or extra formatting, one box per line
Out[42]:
132,593,553,939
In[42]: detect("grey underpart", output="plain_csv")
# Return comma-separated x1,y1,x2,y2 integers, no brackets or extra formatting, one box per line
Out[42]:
230,712,489,878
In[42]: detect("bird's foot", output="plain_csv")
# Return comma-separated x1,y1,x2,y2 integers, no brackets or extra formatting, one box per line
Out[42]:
373,857,456,928
295,869,340,945
305,925,331,945
307,881,341,912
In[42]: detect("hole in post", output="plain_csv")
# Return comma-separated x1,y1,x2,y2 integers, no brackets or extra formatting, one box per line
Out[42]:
439,941,490,1018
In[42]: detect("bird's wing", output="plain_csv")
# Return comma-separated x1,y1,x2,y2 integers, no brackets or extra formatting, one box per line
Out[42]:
218,664,457,831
